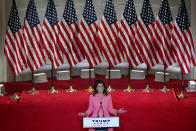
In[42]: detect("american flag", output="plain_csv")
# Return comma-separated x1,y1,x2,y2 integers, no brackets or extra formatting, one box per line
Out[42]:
42,0,63,69
78,0,103,68
171,0,196,74
57,0,84,68
118,0,143,68
4,0,27,77
97,0,124,68
153,0,176,68
134,0,161,69
22,0,46,72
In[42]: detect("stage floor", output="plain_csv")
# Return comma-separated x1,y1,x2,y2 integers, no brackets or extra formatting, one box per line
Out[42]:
0,76,196,131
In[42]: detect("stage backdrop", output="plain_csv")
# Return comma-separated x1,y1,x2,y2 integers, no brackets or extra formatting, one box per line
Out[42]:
0,0,195,82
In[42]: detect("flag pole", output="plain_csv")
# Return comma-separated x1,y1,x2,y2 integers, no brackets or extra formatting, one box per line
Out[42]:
107,67,115,92
10,77,20,99
177,71,188,98
28,71,38,94
124,66,135,92
48,64,58,93
159,67,170,92
66,68,76,92
85,67,94,92
143,68,153,92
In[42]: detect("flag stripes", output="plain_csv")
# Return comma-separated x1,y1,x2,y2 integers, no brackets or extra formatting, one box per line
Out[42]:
23,20,46,71
41,0,63,69
154,18,175,67
58,20,83,67
78,0,103,68
42,19,63,69
5,29,26,76
57,0,84,68
171,0,196,74
119,19,143,68
118,0,143,68
98,17,124,68
171,23,196,74
4,0,196,75
4,0,27,77
153,0,175,68
135,19,159,68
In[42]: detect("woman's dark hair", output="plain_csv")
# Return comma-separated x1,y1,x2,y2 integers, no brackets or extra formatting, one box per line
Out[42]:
93,79,108,96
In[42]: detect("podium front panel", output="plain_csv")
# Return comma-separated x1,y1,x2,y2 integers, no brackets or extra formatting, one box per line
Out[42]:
83,117,120,128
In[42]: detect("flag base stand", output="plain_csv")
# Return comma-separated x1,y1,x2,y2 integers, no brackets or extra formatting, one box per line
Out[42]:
48,86,58,93
124,85,135,92
159,85,171,92
66,86,77,92
177,91,188,98
107,85,115,92
10,93,20,99
28,87,39,94
85,85,94,92
143,84,153,92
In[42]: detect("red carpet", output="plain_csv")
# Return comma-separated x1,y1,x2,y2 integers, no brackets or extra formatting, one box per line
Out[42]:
0,76,196,131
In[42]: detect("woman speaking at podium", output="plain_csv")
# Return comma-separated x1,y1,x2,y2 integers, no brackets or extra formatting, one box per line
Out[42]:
79,79,127,131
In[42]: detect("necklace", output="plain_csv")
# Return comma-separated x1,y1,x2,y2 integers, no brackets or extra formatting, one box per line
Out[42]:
98,93,103,99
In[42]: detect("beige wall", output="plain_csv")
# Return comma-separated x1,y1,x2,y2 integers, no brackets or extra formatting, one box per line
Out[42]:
191,0,196,79
0,0,7,82
0,0,13,82
0,0,195,82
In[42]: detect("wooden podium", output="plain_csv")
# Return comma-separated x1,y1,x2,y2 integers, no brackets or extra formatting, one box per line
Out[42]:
83,117,120,131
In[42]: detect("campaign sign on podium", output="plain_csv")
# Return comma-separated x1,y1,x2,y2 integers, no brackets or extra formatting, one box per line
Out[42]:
83,117,120,128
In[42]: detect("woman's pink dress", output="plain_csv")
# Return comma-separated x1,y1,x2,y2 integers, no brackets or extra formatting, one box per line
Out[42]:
85,94,117,131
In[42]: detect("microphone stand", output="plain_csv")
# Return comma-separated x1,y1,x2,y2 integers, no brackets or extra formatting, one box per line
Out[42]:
96,101,107,131
97,101,105,117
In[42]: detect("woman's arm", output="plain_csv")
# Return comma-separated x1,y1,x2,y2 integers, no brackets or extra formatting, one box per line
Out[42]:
85,95,93,116
108,94,117,115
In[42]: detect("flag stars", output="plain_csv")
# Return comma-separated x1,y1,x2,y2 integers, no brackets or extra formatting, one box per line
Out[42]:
176,0,190,30
26,0,40,28
158,0,172,25
104,0,117,25
63,0,77,25
123,0,137,25
8,0,21,34
45,0,58,27
140,0,155,26
83,0,97,25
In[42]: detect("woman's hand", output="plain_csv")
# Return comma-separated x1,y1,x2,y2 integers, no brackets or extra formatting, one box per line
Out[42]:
78,112,87,117
118,108,127,114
